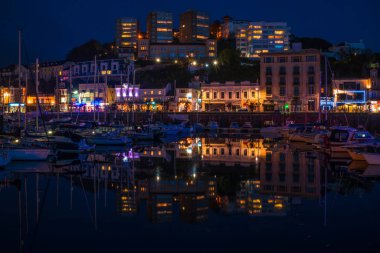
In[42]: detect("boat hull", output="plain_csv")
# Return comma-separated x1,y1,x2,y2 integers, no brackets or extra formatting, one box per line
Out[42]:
8,149,50,161
347,150,365,161
363,153,380,165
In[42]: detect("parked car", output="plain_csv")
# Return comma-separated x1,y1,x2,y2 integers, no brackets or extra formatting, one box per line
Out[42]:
237,108,248,112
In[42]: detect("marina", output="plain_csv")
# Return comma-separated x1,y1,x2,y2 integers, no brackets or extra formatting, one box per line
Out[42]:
1,121,380,252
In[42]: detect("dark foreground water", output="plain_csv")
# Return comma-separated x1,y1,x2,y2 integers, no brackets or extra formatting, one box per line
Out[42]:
1,137,380,253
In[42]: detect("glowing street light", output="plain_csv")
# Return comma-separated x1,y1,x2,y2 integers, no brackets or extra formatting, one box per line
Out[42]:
192,61,197,66
213,60,218,66
156,58,161,63
205,63,209,68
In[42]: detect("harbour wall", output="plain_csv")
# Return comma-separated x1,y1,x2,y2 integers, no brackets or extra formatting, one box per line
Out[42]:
40,112,380,133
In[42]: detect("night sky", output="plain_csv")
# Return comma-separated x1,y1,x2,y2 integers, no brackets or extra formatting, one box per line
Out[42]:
1,0,379,67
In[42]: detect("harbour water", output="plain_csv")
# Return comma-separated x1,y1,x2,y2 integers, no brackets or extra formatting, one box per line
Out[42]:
1,136,380,252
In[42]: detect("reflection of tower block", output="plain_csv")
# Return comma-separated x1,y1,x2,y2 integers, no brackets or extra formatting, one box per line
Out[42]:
179,194,209,223
116,188,137,215
147,194,173,223
138,180,149,200
206,179,217,198
236,180,248,211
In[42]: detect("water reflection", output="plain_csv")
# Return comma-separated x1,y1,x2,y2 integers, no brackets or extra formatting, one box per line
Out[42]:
1,136,380,252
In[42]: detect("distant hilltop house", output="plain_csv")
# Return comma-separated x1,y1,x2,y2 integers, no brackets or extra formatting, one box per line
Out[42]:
325,40,367,59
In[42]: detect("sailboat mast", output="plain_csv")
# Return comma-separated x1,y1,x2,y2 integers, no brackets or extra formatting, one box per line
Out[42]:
36,58,39,131
93,56,97,121
324,55,328,122
24,72,27,130
18,30,21,128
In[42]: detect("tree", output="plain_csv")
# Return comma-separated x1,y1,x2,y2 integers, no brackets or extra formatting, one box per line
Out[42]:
290,35,332,51
66,40,117,61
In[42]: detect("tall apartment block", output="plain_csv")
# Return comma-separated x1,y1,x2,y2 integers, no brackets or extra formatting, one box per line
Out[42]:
115,17,139,59
259,49,321,112
147,11,173,43
236,22,290,59
221,16,250,39
179,10,210,42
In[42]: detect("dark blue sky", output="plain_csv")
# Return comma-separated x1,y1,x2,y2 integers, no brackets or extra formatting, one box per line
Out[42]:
1,0,378,67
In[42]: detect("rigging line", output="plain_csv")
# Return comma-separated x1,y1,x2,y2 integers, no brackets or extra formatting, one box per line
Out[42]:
21,37,50,141
28,175,51,253
79,175,95,224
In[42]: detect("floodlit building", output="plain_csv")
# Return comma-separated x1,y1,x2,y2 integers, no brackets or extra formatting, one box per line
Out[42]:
260,49,321,112
179,10,210,42
237,22,290,59
175,87,201,112
332,78,371,112
147,11,173,44
115,17,139,59
201,81,260,112
0,86,26,113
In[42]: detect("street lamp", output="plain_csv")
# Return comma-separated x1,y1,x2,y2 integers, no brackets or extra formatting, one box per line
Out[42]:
213,60,218,66
255,87,260,112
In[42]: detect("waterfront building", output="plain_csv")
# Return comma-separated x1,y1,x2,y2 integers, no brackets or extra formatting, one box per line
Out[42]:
57,83,69,112
0,86,26,113
26,93,56,111
175,86,201,112
115,17,139,59
237,22,290,59
138,83,172,111
77,83,111,112
260,49,321,112
179,10,210,43
137,39,217,60
221,16,250,39
147,11,173,44
370,68,380,112
114,84,140,111
201,81,260,112
332,78,371,112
